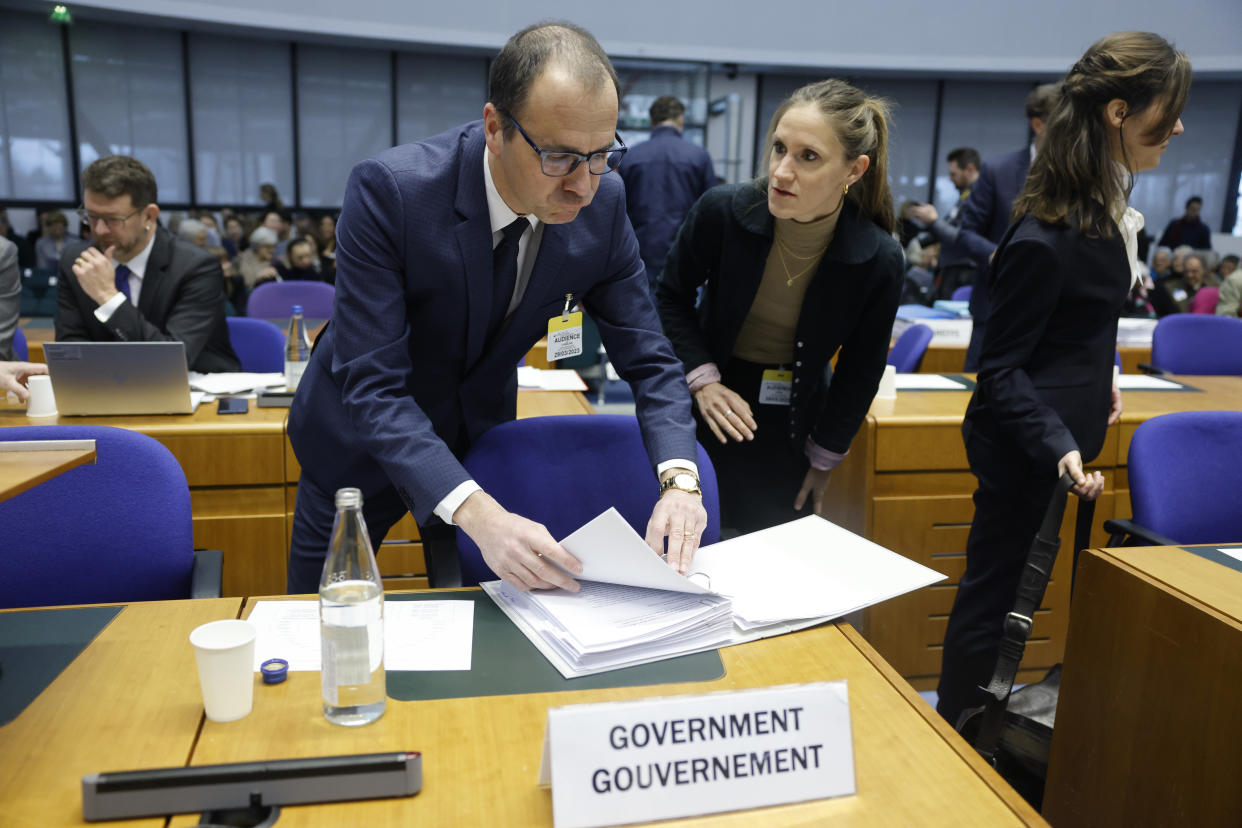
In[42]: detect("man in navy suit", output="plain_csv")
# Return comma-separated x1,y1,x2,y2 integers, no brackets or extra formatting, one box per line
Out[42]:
286,22,707,594
619,96,716,291
957,83,1059,371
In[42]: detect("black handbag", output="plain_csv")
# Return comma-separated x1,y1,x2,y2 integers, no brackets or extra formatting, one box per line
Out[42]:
956,473,1094,809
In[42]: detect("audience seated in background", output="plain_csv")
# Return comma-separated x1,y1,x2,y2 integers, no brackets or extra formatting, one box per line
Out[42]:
1219,254,1238,281
317,213,337,284
196,213,222,247
264,210,295,259
1158,195,1212,250
276,238,321,281
1149,245,1173,281
1158,253,1212,314
176,218,208,247
1170,244,1193,277
259,182,283,213
55,155,240,373
1216,268,1242,318
237,227,279,289
207,245,245,314
223,216,245,258
34,211,74,270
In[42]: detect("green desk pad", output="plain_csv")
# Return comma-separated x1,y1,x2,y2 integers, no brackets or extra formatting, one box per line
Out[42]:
1180,545,1242,575
386,592,725,701
0,605,123,726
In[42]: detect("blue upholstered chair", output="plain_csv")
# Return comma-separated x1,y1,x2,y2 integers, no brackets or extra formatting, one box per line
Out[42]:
226,317,286,373
12,327,27,361
454,415,721,586
246,281,335,320
951,285,973,301
1104,411,1242,546
888,324,934,373
0,425,222,608
1148,315,1242,375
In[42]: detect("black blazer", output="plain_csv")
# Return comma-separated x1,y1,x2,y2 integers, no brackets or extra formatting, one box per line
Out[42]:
56,226,240,373
656,182,903,455
964,213,1131,472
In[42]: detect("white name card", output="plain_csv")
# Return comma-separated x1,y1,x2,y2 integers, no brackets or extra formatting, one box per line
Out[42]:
539,682,855,828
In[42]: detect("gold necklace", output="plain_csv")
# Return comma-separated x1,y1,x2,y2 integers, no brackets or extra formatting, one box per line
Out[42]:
775,241,825,286
775,236,827,260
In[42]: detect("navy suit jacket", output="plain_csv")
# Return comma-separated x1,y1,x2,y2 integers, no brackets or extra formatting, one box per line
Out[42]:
958,147,1031,321
618,125,715,281
55,226,240,373
288,121,697,524
964,213,1130,474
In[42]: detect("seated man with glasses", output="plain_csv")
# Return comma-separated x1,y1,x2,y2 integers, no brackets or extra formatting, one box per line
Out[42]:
56,155,240,373
286,21,706,595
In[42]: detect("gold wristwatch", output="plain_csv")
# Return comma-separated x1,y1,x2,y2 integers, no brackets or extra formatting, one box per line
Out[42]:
659,471,702,497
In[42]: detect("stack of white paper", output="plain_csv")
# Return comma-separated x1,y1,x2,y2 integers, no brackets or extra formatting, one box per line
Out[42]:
484,509,945,678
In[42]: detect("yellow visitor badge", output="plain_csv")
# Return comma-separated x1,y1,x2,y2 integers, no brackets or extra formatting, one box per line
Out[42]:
759,369,793,405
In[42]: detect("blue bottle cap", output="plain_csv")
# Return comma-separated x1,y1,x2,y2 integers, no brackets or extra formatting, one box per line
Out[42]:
291,304,303,314
260,657,289,684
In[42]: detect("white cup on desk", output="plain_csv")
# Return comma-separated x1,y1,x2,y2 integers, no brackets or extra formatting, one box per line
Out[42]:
189,619,257,722
25,375,58,418
876,363,898,400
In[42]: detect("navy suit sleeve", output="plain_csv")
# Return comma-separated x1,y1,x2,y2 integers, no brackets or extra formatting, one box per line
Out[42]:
583,188,698,467
330,158,472,515
54,244,93,343
974,235,1078,471
957,165,1001,266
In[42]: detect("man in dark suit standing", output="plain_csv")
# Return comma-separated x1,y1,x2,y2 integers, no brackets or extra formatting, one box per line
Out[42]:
286,22,707,594
1157,196,1212,250
56,156,239,373
957,84,1060,371
618,96,716,291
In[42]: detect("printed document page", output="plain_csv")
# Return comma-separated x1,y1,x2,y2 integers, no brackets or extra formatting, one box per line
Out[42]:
557,508,710,594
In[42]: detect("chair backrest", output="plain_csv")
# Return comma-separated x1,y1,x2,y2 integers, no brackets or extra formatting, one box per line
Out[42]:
246,281,335,320
0,425,195,608
1150,314,1242,375
1127,411,1242,545
888,324,934,373
12,327,27,361
1189,286,1220,315
226,317,286,373
455,415,721,586
951,285,973,301
1114,348,1122,370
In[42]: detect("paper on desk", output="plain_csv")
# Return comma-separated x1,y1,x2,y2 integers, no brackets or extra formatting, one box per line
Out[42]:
247,599,474,671
556,508,710,594
190,391,206,412
516,366,588,391
1219,548,1242,564
893,374,967,390
1116,374,1182,390
188,372,286,395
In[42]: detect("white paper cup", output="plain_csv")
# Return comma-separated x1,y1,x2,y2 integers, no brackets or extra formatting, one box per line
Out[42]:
25,375,58,418
876,363,898,400
190,619,257,722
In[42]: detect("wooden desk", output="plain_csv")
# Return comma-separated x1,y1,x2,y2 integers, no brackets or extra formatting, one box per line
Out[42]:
917,343,1151,376
0,598,244,827
0,403,289,597
0,443,96,502
822,375,1242,688
165,593,1043,827
1044,545,1242,827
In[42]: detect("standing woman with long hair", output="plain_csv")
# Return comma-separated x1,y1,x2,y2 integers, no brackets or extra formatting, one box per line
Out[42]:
936,32,1190,726
658,79,903,534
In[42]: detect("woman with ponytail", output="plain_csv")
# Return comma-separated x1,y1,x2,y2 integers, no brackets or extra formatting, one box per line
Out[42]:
936,32,1190,727
657,79,903,534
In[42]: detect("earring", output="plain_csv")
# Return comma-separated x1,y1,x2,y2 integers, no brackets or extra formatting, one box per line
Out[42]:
843,184,849,195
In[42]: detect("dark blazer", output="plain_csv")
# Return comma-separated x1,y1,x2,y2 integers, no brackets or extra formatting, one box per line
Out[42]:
618,125,716,282
288,121,696,524
55,226,240,373
964,213,1131,473
957,146,1032,368
656,182,903,455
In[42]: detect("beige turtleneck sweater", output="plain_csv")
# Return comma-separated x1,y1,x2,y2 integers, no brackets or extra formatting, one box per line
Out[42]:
732,208,840,364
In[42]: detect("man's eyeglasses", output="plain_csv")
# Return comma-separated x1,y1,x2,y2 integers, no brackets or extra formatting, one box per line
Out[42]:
501,111,627,177
76,206,142,229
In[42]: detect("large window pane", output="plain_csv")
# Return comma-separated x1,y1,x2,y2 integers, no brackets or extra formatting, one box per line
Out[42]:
70,22,189,203
396,54,486,145
1132,80,1242,243
934,81,1039,209
0,12,73,200
189,34,294,207
297,44,392,208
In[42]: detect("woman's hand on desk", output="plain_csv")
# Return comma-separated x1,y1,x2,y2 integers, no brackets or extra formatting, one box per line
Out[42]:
693,383,756,443
794,467,831,515
1057,450,1105,501
454,491,583,592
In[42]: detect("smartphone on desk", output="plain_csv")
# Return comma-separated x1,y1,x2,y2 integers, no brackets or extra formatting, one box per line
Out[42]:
217,397,249,415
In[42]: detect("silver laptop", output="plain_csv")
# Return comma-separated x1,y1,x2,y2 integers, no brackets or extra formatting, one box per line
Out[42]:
43,342,194,415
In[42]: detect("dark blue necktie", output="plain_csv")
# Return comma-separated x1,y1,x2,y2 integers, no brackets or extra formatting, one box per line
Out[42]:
114,263,132,302
488,218,528,341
